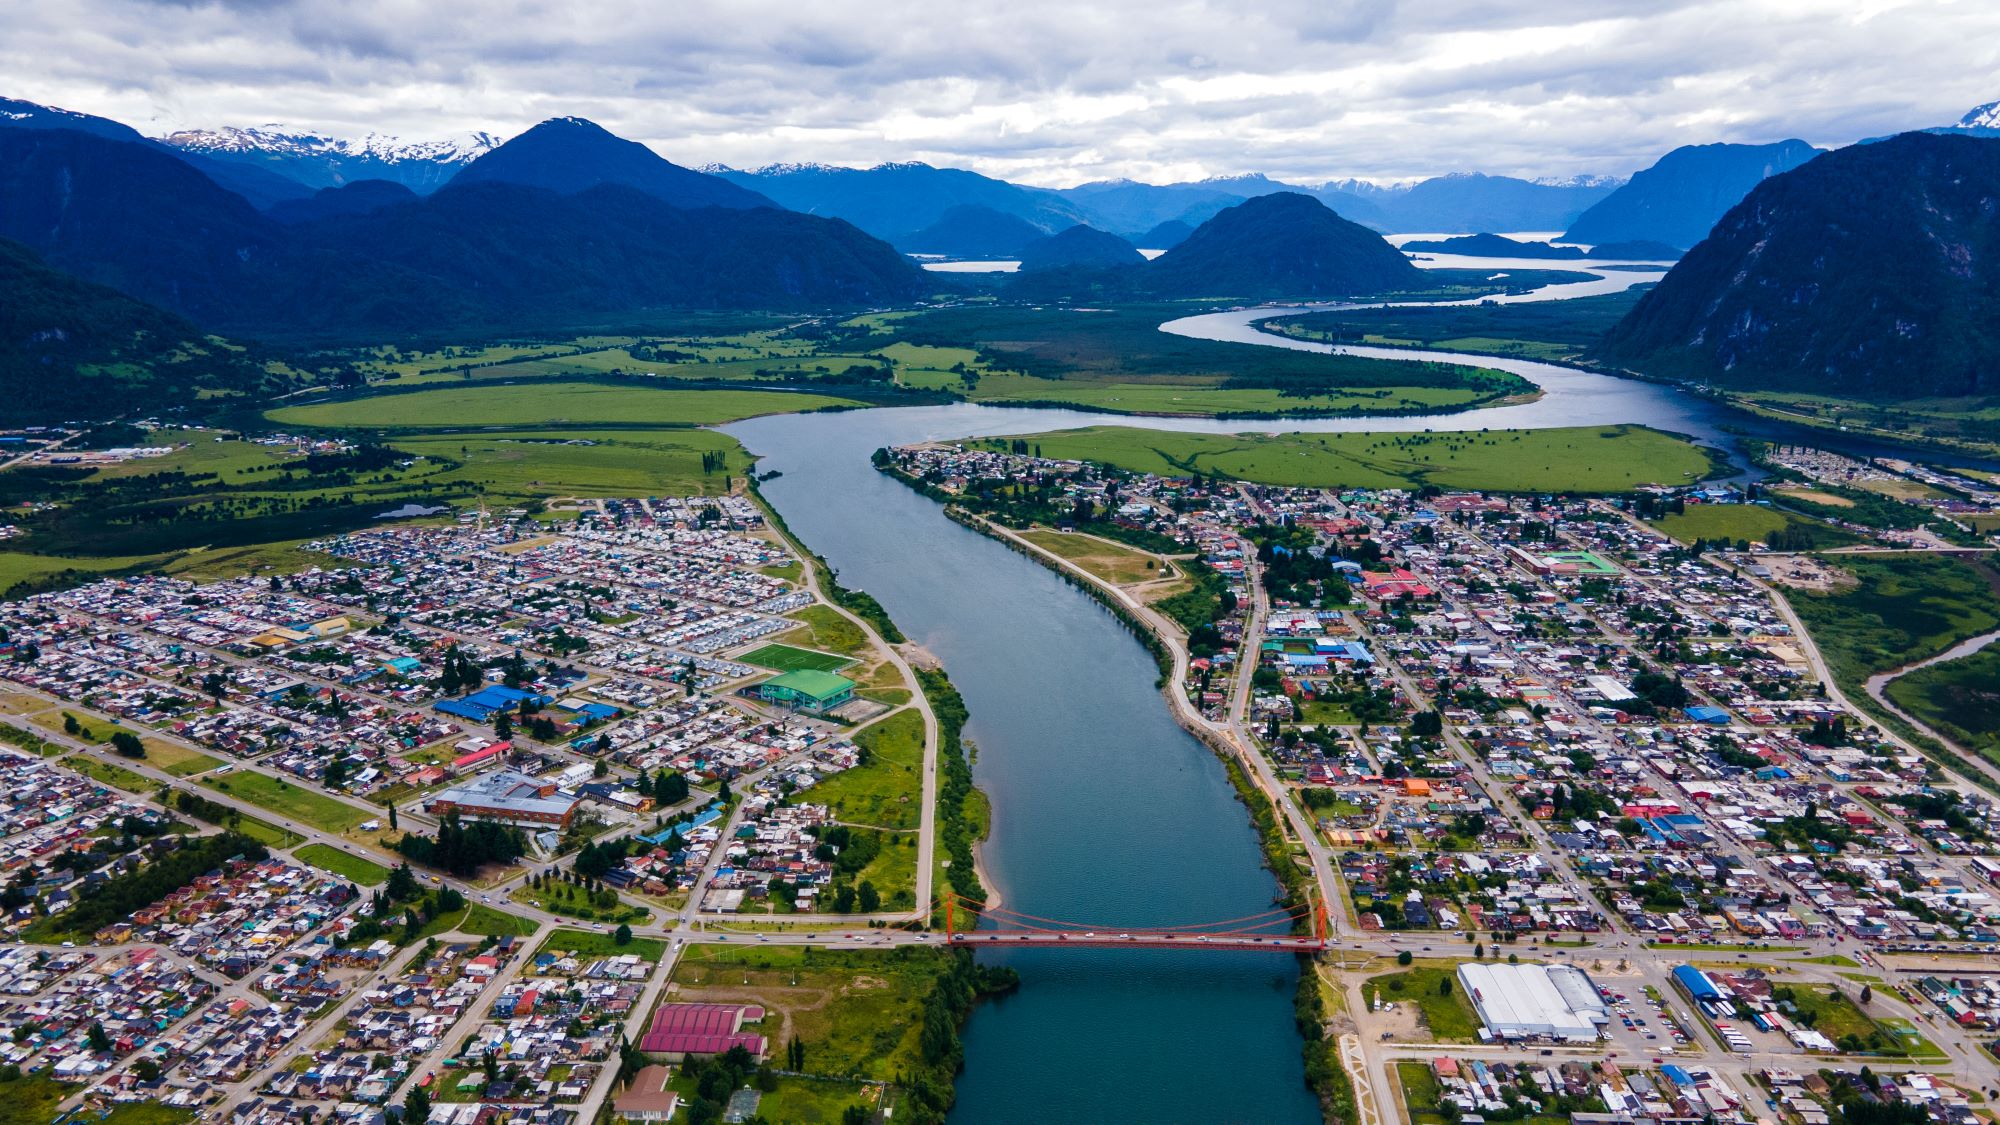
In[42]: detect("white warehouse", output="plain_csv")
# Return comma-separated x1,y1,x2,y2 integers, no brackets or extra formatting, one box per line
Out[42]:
1457,962,1610,1042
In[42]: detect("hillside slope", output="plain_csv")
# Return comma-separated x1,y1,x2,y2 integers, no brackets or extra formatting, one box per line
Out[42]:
1147,193,1421,299
1594,133,2000,398
1564,139,1820,248
0,237,277,420
451,117,774,210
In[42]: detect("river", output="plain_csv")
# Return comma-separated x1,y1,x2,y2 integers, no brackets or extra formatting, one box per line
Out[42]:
723,257,1996,1123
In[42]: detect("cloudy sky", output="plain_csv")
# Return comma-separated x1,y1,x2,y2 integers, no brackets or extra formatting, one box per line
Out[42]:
5,0,1996,185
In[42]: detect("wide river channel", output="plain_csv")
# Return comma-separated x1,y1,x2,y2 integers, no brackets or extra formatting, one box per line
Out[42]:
722,256,1996,1123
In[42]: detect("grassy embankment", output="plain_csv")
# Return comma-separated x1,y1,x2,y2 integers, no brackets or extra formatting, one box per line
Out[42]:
964,424,1718,494
1016,528,1178,587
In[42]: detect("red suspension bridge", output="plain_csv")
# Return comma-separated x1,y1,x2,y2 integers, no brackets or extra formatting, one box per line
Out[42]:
943,890,1329,952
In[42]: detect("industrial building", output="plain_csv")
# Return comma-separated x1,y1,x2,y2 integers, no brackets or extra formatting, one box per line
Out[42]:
424,769,579,828
1456,962,1610,1042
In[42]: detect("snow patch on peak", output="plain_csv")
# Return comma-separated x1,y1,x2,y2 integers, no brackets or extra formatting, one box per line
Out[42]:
163,125,497,165
744,161,848,176
1533,173,1624,189
1958,100,2000,130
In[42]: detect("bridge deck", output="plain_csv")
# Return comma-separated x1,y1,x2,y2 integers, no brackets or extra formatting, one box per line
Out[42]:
947,932,1326,952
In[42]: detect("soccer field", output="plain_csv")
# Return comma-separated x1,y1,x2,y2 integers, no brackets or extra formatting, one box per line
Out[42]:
741,643,852,673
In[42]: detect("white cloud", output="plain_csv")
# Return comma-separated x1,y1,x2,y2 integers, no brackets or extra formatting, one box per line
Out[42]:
3,0,1996,184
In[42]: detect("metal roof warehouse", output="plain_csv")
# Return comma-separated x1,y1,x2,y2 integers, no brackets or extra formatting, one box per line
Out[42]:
1456,962,1609,1042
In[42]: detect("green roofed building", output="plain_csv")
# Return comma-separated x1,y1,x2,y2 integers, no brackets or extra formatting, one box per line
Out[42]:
756,669,856,712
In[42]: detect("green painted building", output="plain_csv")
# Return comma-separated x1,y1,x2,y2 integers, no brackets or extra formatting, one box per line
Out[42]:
757,669,856,712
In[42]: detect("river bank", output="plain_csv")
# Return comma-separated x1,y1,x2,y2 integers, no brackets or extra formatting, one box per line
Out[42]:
892,479,1357,1122
728,404,1321,1124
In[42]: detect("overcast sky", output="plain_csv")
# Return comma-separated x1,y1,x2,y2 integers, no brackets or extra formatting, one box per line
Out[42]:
5,0,1996,186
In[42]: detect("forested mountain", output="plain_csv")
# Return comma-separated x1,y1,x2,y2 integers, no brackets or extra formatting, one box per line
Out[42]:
0,237,277,421
1563,140,1821,248
892,204,1047,257
1401,233,1589,258
1595,134,2000,399
450,117,775,210
1361,173,1615,233
1137,219,1194,249
1398,233,1681,260
1147,192,1421,299
0,125,924,338
1016,225,1145,271
715,161,1081,238
265,179,419,224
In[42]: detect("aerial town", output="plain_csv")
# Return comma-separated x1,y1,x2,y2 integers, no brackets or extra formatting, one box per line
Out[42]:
883,438,2000,1123
0,494,947,1123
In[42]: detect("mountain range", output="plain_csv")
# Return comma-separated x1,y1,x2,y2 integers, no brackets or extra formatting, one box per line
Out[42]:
161,124,498,192
0,117,923,339
0,96,310,210
1595,132,1999,399
1562,139,1823,249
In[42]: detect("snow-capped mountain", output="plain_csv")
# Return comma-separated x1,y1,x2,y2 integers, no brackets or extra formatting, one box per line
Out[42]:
160,125,499,192
1955,99,2000,131
1533,173,1624,189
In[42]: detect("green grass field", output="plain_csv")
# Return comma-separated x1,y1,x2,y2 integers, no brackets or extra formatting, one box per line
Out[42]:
1362,966,1481,1041
741,643,852,673
295,843,391,886
199,769,372,833
959,372,1492,415
1650,504,1859,548
230,813,307,849
968,424,1717,493
784,604,872,656
1791,554,2000,691
458,902,539,938
670,944,951,1082
510,881,651,924
144,740,225,777
535,927,669,963
1780,983,1880,1043
1887,645,2000,760
269,383,860,430
65,755,154,794
0,549,169,594
1018,528,1170,584
805,708,925,830
0,1075,80,1125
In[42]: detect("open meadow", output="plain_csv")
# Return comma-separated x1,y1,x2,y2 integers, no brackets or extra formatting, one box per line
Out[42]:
967,423,1717,493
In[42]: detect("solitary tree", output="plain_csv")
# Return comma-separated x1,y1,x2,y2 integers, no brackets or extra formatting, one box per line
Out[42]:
1396,950,1414,966
403,1084,432,1125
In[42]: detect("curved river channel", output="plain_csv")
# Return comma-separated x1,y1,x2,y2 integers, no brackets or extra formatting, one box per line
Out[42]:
722,257,1998,1123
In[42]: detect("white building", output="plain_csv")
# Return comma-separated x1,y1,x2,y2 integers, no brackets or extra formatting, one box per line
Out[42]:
1457,962,1609,1042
